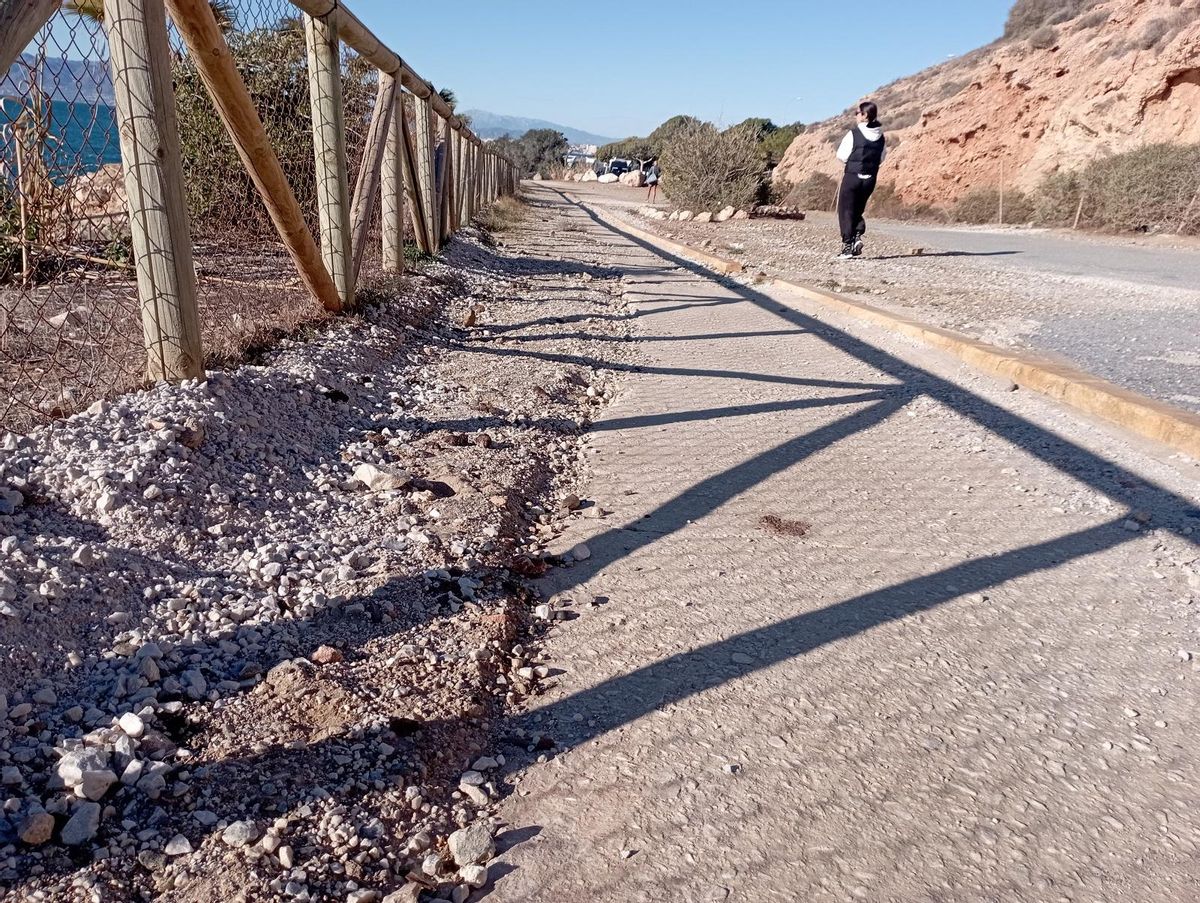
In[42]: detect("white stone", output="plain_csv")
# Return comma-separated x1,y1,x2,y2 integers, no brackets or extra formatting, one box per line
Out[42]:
118,712,146,738
460,864,489,888
222,819,260,847
164,834,193,856
353,463,412,492
448,822,495,867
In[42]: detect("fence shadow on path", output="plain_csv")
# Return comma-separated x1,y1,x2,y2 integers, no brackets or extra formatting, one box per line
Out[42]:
471,186,1200,771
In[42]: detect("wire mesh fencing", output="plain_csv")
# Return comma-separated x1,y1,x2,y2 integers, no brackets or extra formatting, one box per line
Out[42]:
0,0,437,434
1,5,140,432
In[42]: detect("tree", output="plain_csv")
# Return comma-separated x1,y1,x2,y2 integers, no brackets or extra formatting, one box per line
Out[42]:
727,117,777,142
520,128,569,176
597,137,655,162
761,122,805,167
648,115,702,155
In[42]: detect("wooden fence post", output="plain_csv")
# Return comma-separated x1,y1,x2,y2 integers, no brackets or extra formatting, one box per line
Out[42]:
104,0,203,382
350,71,395,282
438,116,453,244
454,132,466,228
0,0,59,75
166,0,341,313
447,129,460,232
305,11,354,306
468,143,480,221
412,95,439,251
381,75,405,272
398,95,431,255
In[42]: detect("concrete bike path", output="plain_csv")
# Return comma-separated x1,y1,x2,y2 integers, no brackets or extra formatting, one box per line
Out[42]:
486,184,1200,903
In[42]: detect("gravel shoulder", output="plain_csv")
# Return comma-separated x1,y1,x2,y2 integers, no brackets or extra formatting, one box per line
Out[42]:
0,213,637,901
594,182,1200,414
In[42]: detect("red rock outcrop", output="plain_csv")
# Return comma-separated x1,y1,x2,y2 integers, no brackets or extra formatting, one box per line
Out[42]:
774,0,1200,204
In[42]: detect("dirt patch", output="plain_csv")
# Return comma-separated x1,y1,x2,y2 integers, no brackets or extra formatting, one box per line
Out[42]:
759,514,812,537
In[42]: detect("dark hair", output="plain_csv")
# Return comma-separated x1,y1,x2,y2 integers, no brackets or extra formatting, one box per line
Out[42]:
859,101,880,126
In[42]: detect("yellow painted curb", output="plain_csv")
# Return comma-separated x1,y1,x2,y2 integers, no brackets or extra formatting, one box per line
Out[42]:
582,199,1200,460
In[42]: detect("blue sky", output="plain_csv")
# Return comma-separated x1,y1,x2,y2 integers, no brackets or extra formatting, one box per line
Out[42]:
354,0,1014,139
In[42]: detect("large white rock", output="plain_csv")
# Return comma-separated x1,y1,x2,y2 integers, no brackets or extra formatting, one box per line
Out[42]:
714,205,737,222
57,747,111,787
353,463,412,492
597,173,619,183
694,211,713,223
448,822,495,866
118,712,146,738
619,170,645,188
581,170,599,182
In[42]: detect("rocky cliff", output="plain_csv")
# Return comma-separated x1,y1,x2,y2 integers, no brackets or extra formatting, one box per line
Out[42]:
774,0,1200,204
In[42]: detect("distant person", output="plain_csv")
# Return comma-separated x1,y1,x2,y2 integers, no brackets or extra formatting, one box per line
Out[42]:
646,162,661,202
834,101,886,260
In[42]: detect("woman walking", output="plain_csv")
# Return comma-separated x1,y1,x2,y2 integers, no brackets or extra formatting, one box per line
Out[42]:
646,162,662,202
834,101,886,260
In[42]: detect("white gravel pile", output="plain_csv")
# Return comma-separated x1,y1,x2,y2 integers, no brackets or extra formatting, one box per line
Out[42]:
0,218,637,901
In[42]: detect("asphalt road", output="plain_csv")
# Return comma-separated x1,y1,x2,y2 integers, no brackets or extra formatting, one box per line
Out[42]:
875,221,1200,292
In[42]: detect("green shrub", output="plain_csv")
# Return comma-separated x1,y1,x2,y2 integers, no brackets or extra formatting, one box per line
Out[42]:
659,120,766,211
173,22,378,238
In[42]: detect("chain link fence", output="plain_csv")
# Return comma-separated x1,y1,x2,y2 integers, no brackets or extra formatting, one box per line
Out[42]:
1,0,409,433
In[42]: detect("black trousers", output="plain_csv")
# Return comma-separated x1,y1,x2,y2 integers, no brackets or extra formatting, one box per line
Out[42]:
838,174,877,244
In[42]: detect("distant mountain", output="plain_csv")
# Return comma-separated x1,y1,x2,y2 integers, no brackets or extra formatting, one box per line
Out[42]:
463,110,613,146
1,54,114,106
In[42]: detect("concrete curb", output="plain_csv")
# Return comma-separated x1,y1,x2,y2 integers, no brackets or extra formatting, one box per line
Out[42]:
580,198,1200,460
595,211,744,276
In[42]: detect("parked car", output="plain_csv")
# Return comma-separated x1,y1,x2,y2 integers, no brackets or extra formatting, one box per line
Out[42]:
606,158,635,176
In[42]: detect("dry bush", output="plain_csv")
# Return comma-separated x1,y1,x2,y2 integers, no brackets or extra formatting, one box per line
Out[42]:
1028,25,1059,49
784,172,838,211
887,107,923,130
1074,9,1110,30
1076,143,1200,233
659,120,766,212
474,195,527,234
936,78,972,101
1031,171,1085,226
950,187,1035,225
869,183,939,221
768,178,795,206
1005,0,1103,38
1138,18,1171,50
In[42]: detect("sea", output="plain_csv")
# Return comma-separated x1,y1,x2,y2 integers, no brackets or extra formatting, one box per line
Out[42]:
1,98,120,181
